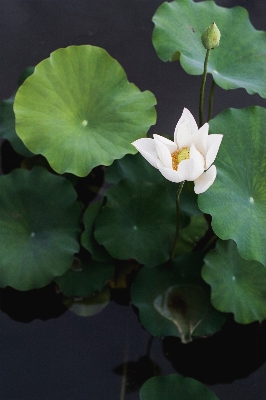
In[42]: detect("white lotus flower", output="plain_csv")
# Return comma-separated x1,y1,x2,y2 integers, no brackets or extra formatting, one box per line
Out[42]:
132,108,223,194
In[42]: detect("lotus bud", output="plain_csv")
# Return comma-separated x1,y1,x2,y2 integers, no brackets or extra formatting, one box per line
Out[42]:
201,22,220,49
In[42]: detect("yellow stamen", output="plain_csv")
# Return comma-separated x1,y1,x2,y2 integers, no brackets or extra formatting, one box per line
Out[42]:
171,147,190,170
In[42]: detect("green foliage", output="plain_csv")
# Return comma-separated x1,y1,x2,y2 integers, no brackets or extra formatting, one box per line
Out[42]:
81,200,112,262
175,215,207,255
140,375,219,400
152,0,266,97
202,240,266,324
54,254,114,297
94,179,176,267
198,107,266,266
0,97,33,157
2,1,266,397
106,153,201,217
0,67,34,157
131,253,227,343
14,45,157,176
0,167,81,290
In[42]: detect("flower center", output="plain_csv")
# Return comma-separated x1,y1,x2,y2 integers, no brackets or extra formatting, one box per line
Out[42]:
171,147,190,170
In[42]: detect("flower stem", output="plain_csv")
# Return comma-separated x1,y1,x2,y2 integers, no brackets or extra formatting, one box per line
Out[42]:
199,48,211,127
170,181,185,260
207,78,216,122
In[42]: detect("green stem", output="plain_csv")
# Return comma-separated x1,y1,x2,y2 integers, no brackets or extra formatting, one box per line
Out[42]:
207,78,216,122
199,48,211,127
170,181,185,260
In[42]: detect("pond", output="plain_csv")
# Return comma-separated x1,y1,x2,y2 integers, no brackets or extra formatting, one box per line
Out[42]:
1,284,266,399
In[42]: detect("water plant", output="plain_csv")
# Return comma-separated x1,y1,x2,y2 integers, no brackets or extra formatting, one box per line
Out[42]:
1,0,266,398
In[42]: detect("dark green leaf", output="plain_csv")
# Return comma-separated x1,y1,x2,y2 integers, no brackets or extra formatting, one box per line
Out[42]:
131,253,226,343
202,239,266,323
81,200,112,262
94,179,176,267
0,167,81,290
140,374,219,400
55,255,114,297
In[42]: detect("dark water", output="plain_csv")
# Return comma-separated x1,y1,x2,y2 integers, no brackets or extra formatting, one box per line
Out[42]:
1,1,266,399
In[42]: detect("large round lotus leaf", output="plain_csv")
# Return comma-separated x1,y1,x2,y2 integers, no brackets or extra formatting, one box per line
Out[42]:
131,253,226,343
14,45,157,176
140,375,219,400
198,106,266,266
55,255,114,297
106,153,201,216
152,0,266,97
0,167,81,290
202,240,266,324
94,179,176,268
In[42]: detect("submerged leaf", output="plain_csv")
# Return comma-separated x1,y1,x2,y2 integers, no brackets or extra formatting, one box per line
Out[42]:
131,253,226,342
153,284,210,343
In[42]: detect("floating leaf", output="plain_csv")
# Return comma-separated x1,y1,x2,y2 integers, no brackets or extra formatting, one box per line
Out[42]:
106,152,175,188
131,253,226,343
81,200,112,262
140,375,219,400
54,254,114,297
14,45,157,176
198,107,266,266
106,153,201,216
202,240,266,324
0,167,81,290
152,0,266,96
94,179,176,267
174,215,207,255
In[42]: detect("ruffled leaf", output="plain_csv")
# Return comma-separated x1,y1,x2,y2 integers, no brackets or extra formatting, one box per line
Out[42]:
152,0,266,96
198,107,266,266
202,240,266,324
0,167,81,290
